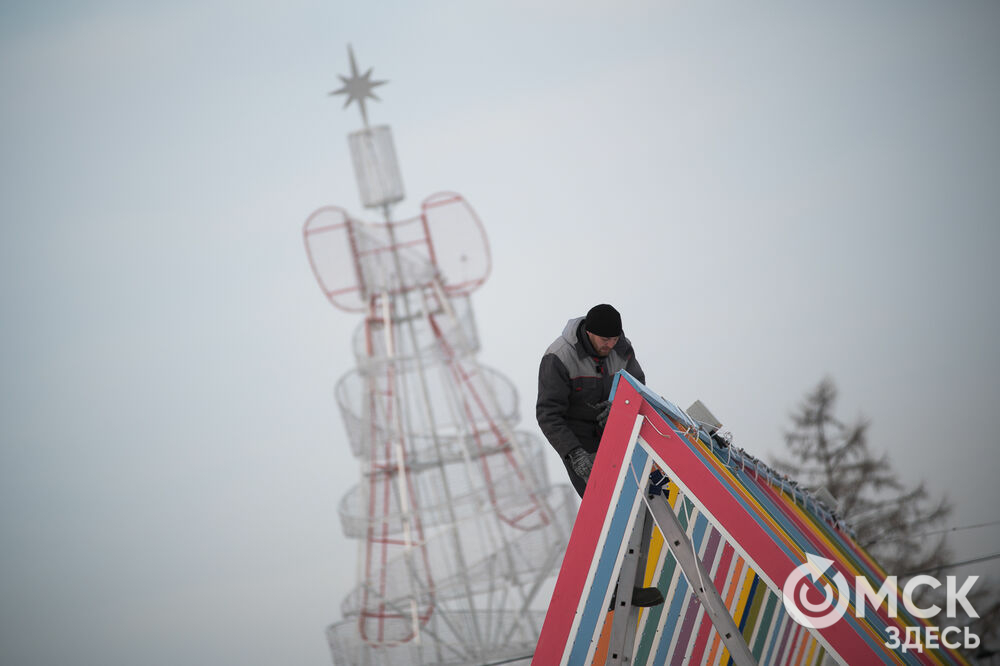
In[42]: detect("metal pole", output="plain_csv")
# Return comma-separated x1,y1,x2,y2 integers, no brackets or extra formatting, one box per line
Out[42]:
644,490,757,666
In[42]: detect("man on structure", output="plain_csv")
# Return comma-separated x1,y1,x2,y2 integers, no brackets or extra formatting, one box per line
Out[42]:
536,303,663,607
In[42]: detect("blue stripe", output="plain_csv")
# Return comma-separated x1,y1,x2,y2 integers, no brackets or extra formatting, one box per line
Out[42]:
762,611,789,664
739,575,760,634
567,444,649,664
652,574,690,664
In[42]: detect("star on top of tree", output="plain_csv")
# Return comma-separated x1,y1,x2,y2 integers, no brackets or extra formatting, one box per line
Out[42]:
329,45,387,127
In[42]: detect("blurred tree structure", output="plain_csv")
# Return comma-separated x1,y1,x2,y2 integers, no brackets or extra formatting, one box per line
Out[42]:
773,378,998,661
773,377,949,573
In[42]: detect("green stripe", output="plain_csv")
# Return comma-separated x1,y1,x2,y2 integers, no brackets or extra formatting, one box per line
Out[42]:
741,573,766,643
633,497,691,664
751,593,779,660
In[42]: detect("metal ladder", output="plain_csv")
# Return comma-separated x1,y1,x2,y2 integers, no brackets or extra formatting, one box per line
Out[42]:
603,483,757,666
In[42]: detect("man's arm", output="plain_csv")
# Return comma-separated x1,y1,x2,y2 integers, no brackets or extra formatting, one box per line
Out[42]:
536,353,585,459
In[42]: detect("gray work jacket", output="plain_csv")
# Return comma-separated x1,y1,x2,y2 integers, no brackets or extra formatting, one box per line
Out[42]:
536,317,645,460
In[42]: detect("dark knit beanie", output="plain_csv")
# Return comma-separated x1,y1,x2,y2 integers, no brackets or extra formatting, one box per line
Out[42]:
584,304,622,337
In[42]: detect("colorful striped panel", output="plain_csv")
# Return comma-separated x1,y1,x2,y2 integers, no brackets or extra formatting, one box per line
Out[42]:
626,496,826,665
533,372,969,666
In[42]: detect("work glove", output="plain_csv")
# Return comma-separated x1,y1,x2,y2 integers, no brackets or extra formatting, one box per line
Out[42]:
595,400,612,428
566,447,595,483
648,469,670,497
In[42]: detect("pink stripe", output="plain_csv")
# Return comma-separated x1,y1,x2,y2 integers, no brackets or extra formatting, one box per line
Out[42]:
532,381,644,665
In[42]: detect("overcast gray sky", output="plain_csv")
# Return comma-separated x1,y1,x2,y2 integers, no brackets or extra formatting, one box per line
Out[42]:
2,1,998,664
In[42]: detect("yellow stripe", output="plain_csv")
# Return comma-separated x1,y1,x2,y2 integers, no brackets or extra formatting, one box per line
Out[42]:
804,634,819,665
643,528,664,588
717,557,748,665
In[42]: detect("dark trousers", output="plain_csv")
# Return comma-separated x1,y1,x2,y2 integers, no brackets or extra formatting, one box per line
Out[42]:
562,457,589,499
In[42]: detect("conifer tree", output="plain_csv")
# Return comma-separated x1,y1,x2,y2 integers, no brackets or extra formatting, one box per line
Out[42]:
773,377,950,575
773,378,999,660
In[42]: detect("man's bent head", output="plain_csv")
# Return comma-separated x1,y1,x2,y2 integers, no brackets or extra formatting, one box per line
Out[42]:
585,304,622,357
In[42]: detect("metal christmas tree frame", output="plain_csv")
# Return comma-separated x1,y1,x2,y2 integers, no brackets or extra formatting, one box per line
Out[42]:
303,47,574,665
